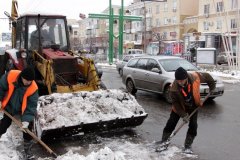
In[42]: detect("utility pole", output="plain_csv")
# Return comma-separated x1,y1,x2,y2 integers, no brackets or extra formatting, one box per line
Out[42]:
143,1,147,53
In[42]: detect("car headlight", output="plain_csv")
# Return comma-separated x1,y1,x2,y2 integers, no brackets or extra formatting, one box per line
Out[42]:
21,52,27,58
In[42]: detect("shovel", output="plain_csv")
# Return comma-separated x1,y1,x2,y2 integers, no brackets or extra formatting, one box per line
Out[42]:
156,92,211,152
1,109,58,158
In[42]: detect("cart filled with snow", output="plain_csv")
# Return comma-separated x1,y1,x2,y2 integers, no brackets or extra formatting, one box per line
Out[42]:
35,89,148,140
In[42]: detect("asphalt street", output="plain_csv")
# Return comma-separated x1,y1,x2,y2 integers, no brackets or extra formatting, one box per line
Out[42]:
102,67,240,160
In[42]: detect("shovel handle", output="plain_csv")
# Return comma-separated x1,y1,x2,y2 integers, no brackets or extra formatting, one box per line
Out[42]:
169,92,211,139
1,110,58,158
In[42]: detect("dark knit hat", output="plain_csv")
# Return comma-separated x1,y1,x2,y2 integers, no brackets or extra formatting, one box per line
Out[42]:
21,67,35,81
175,67,188,80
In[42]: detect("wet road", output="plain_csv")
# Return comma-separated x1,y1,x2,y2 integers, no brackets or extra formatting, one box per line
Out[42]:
101,67,240,160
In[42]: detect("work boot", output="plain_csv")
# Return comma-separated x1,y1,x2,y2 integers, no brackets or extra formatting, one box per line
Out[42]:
156,132,171,152
161,131,171,143
24,140,35,160
183,134,195,154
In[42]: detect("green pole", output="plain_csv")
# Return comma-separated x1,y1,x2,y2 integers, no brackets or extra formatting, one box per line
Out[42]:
118,0,124,60
109,0,114,64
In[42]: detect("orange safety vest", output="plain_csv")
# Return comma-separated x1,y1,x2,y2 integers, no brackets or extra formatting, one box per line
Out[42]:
1,70,38,115
172,72,201,113
191,72,201,107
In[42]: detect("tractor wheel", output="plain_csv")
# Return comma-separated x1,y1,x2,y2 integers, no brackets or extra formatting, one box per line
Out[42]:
164,85,172,104
126,79,137,95
100,82,107,90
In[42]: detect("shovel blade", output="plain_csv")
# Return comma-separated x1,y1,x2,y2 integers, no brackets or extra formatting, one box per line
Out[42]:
155,141,170,152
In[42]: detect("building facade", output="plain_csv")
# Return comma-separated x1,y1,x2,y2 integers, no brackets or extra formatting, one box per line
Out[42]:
184,0,239,54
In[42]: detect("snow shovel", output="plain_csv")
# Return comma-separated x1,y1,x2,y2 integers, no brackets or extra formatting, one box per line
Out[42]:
156,92,211,152
1,109,58,158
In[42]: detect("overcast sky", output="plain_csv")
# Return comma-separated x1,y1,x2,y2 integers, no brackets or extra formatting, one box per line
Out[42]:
1,0,133,19
0,0,133,32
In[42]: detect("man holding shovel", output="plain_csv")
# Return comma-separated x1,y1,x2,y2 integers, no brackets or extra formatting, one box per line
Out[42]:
0,67,39,159
158,67,216,154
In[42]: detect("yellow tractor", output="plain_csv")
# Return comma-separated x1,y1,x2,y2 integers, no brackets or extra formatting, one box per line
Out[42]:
0,0,147,140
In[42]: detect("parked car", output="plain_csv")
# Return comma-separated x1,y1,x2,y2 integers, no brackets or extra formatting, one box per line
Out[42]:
122,55,224,103
116,54,146,76
126,49,144,55
217,52,236,65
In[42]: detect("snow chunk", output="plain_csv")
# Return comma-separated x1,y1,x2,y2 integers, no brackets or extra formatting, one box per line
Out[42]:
56,147,125,160
37,89,146,130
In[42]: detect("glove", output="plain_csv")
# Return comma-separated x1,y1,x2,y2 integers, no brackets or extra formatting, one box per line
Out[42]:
22,121,29,129
182,114,189,123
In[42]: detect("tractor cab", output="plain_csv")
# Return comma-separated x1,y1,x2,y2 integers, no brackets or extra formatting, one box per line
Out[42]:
15,14,70,53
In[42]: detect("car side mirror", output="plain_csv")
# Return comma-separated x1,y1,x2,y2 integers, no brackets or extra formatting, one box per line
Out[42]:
151,68,162,74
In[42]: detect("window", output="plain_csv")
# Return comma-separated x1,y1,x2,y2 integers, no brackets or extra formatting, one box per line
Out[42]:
164,3,168,12
156,18,160,27
156,5,160,14
203,21,209,30
216,19,222,29
216,1,223,12
204,4,210,14
231,19,237,29
136,58,148,70
164,17,168,25
16,19,23,49
172,17,177,24
173,0,177,9
127,58,138,68
28,18,68,51
231,0,238,9
123,56,133,62
146,59,160,71
74,31,78,35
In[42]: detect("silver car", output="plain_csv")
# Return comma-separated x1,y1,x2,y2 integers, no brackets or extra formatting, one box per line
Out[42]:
116,54,146,76
122,56,224,103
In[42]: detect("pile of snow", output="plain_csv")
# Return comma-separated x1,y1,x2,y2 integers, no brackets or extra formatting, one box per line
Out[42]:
54,141,198,160
37,89,146,130
0,124,24,160
55,147,125,160
205,69,240,83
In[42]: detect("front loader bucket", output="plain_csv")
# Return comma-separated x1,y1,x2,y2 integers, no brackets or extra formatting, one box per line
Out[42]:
36,114,148,140
35,89,148,140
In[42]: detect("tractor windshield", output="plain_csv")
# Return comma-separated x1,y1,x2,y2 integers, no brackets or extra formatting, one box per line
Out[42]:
28,18,68,51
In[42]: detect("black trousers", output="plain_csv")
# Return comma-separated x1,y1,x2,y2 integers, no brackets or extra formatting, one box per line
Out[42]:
163,110,198,137
0,113,33,141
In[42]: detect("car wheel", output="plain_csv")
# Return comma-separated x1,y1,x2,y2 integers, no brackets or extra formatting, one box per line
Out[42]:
126,79,137,95
164,85,172,104
119,69,123,77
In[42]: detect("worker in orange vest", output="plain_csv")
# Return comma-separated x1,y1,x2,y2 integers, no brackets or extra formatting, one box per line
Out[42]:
0,67,38,160
159,67,216,154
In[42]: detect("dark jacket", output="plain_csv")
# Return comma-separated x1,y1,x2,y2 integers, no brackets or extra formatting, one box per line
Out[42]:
0,72,39,122
170,72,216,117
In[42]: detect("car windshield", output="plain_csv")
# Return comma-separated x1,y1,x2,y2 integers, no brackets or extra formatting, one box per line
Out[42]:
159,59,198,72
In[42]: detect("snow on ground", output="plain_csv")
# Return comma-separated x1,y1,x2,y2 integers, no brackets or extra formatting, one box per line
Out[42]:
203,69,240,84
0,63,239,159
0,124,198,160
